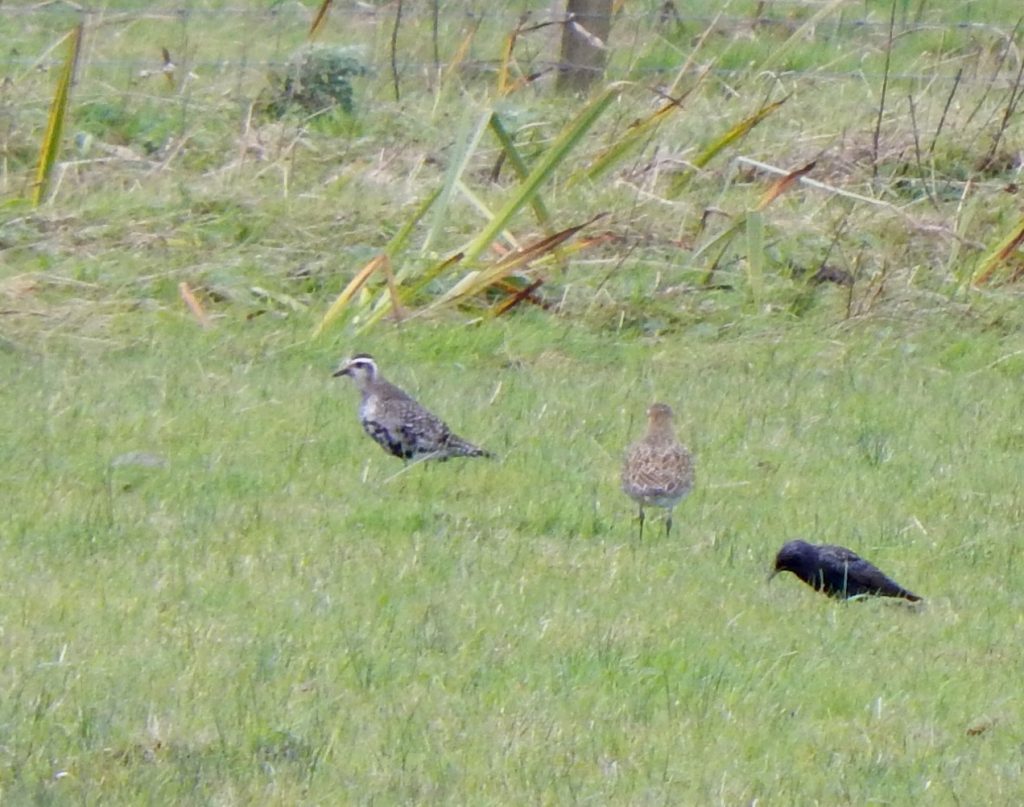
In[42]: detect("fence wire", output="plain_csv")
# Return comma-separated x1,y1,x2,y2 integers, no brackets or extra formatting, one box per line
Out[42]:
3,2,1020,81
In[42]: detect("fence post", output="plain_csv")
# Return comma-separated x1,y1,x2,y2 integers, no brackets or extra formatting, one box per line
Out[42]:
556,0,612,92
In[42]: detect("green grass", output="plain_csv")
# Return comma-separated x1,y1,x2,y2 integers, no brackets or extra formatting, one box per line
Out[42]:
5,0,1024,802
4,309,1024,802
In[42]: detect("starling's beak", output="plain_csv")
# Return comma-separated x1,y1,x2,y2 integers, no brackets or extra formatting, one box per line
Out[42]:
767,567,780,583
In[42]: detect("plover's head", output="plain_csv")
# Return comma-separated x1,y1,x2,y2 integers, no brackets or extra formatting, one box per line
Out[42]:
647,402,674,423
333,354,379,385
644,402,677,436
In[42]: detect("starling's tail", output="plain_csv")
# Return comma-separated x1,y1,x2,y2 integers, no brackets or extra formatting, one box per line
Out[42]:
879,574,922,602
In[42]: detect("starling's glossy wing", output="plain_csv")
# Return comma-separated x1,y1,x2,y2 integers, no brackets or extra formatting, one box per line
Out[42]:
817,544,863,566
818,544,921,601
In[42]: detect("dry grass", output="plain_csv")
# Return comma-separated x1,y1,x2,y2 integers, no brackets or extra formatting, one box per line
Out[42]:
2,2,1023,347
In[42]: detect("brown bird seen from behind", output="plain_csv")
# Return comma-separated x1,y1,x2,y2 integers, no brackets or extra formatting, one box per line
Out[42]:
621,403,694,539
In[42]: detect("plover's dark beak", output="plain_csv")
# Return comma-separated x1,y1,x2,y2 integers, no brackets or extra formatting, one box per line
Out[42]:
332,363,350,377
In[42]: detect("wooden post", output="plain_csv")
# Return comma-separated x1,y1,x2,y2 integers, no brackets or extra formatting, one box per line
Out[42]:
556,0,612,93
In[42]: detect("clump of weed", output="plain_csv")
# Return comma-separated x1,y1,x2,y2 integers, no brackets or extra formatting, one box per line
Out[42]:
261,45,367,118
75,100,177,154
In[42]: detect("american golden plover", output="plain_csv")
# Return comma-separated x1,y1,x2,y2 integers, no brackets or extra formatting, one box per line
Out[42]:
333,354,491,463
621,402,694,539
771,539,922,601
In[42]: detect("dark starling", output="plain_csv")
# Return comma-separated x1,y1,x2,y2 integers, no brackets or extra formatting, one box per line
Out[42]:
770,539,922,602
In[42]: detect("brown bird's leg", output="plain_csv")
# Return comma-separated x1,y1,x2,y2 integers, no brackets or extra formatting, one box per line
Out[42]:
637,505,646,541
665,509,673,538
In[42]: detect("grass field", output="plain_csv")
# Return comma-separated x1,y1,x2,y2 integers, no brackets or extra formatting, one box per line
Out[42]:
4,1,1024,803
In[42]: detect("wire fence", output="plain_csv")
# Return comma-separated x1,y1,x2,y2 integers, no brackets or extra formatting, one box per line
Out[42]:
2,0,1022,187
3,3,1023,303
3,1,1020,84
